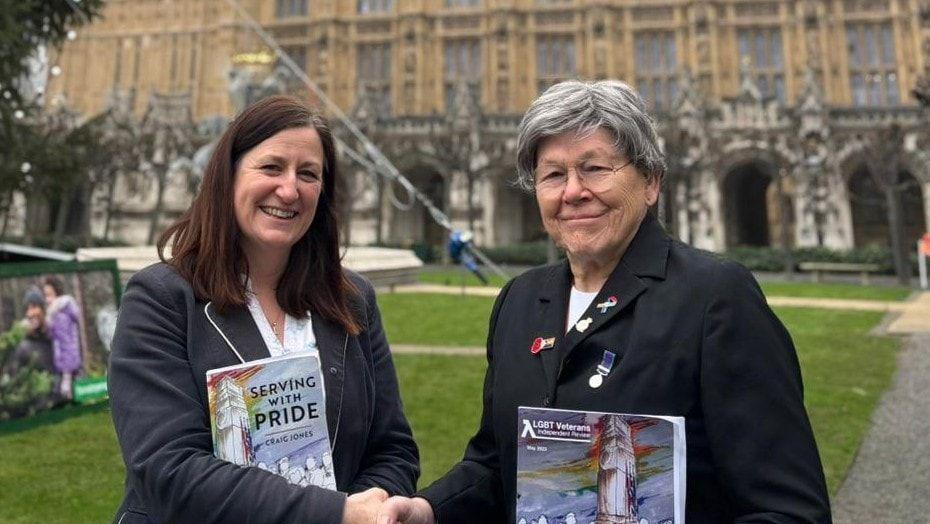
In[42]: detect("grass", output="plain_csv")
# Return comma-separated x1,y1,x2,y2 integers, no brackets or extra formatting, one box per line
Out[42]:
377,293,495,347
418,269,510,288
394,354,487,485
420,269,915,302
760,281,912,302
771,307,898,494
0,403,125,523
0,297,900,521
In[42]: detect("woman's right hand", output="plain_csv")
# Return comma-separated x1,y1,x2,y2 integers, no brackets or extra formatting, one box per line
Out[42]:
342,487,389,524
376,496,435,524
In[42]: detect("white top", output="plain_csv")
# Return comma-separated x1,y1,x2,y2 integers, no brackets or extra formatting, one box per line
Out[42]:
245,291,319,357
567,286,599,333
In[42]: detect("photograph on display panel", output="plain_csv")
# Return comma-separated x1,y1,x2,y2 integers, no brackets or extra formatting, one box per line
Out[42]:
0,260,121,420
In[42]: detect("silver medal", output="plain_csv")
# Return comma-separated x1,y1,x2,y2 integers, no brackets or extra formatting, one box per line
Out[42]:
589,350,616,389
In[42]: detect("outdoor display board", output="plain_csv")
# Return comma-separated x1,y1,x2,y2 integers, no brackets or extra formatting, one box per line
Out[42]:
0,259,121,420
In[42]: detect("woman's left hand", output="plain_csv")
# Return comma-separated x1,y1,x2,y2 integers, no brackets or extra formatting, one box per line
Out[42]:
342,487,389,524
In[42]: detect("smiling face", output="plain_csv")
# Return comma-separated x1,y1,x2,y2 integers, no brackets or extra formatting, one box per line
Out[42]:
535,128,659,265
233,126,324,264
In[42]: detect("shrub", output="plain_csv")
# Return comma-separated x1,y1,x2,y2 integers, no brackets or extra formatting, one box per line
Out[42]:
367,242,441,263
0,323,56,420
722,245,904,274
480,241,559,266
369,240,556,266
0,323,26,366
724,247,788,272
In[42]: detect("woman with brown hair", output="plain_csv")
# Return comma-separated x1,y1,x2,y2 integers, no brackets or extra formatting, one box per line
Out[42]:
108,95,419,524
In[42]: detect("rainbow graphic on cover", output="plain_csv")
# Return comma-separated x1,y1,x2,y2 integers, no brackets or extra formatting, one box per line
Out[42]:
207,353,336,490
516,407,685,524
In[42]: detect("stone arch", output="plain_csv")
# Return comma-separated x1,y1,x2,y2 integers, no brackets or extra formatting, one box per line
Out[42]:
717,146,794,249
386,166,447,248
491,173,544,246
377,147,450,250
843,157,927,249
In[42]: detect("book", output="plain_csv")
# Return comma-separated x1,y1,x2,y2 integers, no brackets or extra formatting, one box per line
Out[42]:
206,353,336,490
516,406,686,524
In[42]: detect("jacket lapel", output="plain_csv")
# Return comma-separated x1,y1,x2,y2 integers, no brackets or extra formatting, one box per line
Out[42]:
560,264,645,362
536,262,572,393
204,303,270,363
308,314,348,444
558,214,671,367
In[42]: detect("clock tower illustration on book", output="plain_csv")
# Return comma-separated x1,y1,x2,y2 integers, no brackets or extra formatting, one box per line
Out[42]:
595,415,637,524
214,375,254,466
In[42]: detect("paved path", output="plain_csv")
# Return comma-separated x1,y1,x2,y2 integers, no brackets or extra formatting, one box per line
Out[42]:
832,334,930,522
885,292,930,334
765,296,907,313
388,283,502,297
392,344,484,355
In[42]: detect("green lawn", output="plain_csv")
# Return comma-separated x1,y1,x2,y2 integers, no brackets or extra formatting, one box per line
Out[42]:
419,269,510,288
420,269,914,302
759,281,912,302
395,354,487,484
377,293,496,347
773,308,897,494
0,403,125,523
0,298,899,521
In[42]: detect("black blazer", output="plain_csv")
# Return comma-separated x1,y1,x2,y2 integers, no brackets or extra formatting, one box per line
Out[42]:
420,215,831,523
108,263,419,524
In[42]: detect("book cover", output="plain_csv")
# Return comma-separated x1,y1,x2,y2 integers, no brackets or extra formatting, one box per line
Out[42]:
206,353,336,490
516,406,686,524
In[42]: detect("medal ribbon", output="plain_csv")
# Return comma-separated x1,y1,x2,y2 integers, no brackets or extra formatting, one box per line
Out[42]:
596,351,616,376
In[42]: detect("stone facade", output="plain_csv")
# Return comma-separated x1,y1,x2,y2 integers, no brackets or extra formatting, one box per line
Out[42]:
35,0,930,251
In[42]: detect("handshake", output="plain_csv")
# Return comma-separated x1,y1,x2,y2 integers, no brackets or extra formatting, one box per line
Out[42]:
342,488,436,524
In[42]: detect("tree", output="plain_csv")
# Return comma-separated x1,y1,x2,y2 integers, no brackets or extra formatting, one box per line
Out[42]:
0,0,103,242
0,0,103,135
137,93,199,245
416,81,509,236
863,124,913,285
660,73,699,238
21,106,98,249
70,96,146,246
658,118,701,240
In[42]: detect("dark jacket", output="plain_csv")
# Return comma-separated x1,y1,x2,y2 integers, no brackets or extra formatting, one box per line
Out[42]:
420,215,831,523
108,263,419,524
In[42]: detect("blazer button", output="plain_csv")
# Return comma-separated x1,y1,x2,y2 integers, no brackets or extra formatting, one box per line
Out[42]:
543,396,550,407
329,366,338,375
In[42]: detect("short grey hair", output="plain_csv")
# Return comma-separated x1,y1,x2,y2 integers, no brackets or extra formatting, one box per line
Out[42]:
515,79,667,191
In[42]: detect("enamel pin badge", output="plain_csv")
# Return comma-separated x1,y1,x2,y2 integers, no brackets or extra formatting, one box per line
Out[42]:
575,317,593,333
588,350,616,389
596,295,618,314
530,337,555,355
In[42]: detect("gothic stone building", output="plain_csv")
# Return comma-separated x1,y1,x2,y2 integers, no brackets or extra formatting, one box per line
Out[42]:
42,0,930,251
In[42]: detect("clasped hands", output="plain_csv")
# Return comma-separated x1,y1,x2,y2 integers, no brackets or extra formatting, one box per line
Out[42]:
342,488,435,524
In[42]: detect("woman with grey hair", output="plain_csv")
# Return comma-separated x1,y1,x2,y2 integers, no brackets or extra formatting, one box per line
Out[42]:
380,80,830,523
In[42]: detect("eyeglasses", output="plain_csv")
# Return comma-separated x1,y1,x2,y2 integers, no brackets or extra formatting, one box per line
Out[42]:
533,159,634,194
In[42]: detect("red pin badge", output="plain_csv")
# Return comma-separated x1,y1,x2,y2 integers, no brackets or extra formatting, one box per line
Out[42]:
530,337,555,354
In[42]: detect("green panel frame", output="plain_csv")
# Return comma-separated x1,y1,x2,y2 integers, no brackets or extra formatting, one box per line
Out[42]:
0,259,122,304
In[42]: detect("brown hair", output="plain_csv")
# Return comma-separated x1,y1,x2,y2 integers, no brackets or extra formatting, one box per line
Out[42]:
41,275,65,297
158,95,360,335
